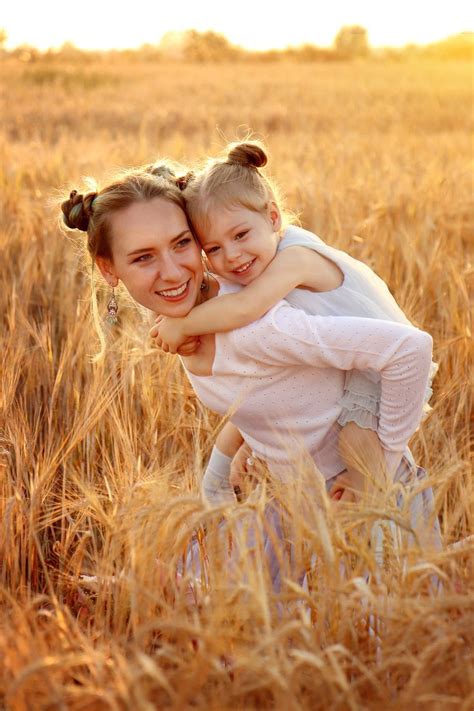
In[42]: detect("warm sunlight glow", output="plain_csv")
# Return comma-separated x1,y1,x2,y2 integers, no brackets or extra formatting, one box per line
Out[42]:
3,0,473,50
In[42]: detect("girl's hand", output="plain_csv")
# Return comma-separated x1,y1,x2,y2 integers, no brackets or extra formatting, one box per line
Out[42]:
149,315,189,354
150,318,200,356
176,337,201,356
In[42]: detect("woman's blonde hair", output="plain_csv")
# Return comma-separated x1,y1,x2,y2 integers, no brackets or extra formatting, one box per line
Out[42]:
60,162,191,357
184,140,293,233
61,163,188,261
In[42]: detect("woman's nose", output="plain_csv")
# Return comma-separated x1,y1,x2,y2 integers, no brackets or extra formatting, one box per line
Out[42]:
159,254,185,282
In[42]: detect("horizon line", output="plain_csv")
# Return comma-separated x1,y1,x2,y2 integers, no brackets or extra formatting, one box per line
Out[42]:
3,29,473,54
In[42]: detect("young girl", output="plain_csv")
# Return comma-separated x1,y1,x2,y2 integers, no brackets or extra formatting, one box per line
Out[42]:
150,141,437,505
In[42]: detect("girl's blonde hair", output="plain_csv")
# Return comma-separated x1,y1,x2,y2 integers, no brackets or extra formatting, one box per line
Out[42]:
184,140,293,232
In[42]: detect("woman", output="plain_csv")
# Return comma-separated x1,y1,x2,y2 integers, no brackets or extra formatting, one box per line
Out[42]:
61,164,439,589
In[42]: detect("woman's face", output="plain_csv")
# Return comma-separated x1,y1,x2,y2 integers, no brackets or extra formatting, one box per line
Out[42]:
97,197,204,316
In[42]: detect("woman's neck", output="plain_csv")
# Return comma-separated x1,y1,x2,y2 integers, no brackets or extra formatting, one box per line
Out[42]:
196,272,220,306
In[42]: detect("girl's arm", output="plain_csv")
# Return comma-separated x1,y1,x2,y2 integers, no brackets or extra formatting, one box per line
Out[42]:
150,246,342,353
235,304,433,462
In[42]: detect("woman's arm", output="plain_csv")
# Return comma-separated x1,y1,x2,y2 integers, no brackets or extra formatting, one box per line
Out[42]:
150,247,341,354
215,421,244,456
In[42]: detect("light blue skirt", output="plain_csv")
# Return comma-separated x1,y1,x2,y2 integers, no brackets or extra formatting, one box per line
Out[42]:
183,457,442,594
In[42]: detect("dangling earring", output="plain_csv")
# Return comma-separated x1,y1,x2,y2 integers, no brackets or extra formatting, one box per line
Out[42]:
106,287,118,324
201,269,215,292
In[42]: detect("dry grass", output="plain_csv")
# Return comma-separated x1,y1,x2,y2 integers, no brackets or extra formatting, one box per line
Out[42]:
0,56,473,709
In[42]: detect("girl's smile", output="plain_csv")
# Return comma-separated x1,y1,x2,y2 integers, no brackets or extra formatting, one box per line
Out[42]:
197,204,281,286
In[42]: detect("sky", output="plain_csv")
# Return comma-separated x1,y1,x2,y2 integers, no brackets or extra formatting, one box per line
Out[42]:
2,0,472,51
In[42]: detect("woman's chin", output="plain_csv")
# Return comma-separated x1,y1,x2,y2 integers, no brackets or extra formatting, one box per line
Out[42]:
153,291,198,317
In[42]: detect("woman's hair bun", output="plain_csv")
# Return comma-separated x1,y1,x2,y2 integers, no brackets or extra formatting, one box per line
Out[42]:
176,171,194,191
226,141,268,169
61,189,96,232
146,162,194,191
146,162,177,181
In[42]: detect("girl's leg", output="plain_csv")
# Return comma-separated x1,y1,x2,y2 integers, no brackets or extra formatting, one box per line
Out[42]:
333,422,389,502
201,422,243,505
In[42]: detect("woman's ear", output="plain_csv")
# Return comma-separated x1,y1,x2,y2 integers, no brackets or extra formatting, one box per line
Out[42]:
96,256,119,287
267,201,282,232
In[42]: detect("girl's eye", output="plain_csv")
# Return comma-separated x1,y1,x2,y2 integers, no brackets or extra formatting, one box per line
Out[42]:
235,231,248,240
205,246,220,254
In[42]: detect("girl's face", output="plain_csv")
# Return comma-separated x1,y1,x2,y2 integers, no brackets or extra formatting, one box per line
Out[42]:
196,202,281,285
96,197,204,316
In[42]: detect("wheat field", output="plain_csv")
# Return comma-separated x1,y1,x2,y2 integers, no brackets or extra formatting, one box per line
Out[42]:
0,56,473,710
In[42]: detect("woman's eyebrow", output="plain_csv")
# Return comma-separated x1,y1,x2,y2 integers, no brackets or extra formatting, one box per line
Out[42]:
126,230,191,256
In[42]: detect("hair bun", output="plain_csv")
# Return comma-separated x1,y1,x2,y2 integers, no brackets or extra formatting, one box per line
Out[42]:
61,189,96,232
226,141,268,169
176,171,194,191
146,163,177,181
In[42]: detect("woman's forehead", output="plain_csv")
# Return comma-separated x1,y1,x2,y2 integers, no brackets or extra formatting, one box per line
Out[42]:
110,198,190,253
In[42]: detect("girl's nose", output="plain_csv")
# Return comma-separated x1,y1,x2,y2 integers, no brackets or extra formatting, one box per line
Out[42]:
225,244,242,263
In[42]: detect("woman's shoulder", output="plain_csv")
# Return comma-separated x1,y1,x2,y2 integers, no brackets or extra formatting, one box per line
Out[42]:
210,274,243,296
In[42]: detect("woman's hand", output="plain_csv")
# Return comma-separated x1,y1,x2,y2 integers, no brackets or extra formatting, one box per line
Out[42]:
329,468,370,503
229,441,254,492
149,315,189,354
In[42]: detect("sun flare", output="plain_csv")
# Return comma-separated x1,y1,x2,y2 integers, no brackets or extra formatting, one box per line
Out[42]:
3,0,472,50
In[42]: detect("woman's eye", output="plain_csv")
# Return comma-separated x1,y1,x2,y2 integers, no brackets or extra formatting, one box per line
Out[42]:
133,254,152,263
176,238,192,249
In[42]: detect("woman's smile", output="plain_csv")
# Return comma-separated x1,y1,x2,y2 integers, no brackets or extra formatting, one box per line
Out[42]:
101,197,204,316
156,280,191,301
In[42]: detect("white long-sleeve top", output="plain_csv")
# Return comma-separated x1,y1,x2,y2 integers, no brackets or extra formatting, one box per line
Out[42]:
185,283,433,480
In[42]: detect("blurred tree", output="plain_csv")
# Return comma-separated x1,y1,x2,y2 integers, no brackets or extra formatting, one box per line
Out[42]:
424,32,474,60
12,44,39,62
334,26,370,58
159,30,239,61
58,41,84,59
0,28,7,50
183,30,240,61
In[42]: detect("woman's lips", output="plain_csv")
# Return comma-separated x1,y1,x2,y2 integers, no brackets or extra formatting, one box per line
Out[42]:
156,280,190,302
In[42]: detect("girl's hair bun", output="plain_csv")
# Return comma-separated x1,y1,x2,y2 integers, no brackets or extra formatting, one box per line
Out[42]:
61,189,97,232
226,141,268,169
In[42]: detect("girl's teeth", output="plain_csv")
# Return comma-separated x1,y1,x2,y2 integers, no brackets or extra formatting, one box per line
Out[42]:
235,261,253,273
158,283,187,297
